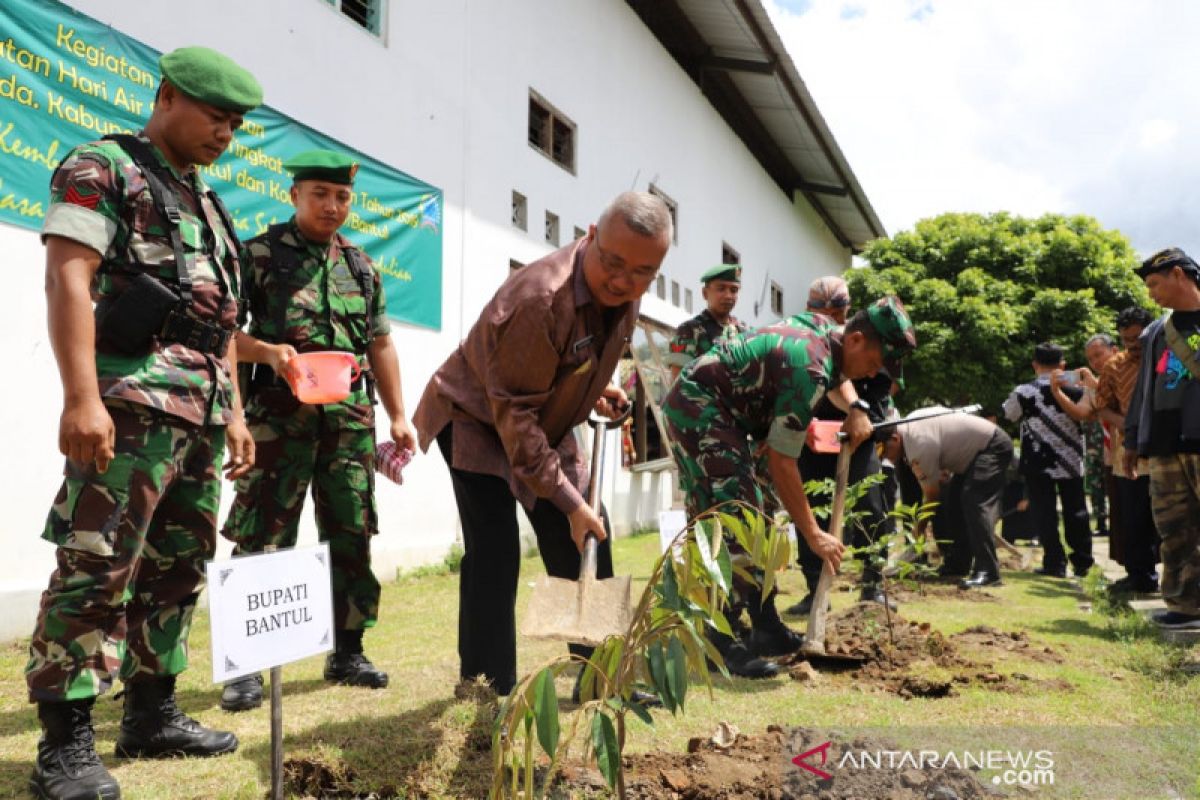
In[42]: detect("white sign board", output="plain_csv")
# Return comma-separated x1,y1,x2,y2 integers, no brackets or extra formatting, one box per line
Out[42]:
658,509,688,555
206,544,334,683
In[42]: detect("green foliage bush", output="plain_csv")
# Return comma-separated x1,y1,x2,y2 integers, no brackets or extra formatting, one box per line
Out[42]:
848,212,1154,412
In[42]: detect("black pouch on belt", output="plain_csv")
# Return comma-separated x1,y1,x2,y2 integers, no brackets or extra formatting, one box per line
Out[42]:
95,272,182,355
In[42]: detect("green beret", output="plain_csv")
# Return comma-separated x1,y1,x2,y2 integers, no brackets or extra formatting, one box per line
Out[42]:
283,150,359,185
866,296,917,359
701,264,742,284
159,46,262,114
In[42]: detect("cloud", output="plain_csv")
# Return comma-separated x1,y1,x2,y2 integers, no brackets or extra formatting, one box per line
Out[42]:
765,0,1200,257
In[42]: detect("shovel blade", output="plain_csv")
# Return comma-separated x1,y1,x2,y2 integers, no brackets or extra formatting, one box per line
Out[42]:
522,574,633,647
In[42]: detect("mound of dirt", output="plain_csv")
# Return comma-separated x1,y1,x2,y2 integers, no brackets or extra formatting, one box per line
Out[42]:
780,604,1070,699
555,725,1003,799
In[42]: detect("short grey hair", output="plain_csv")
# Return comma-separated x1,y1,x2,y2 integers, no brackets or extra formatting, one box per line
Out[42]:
597,191,673,241
1085,333,1115,349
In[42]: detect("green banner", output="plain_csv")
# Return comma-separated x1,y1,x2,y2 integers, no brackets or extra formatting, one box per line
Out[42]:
0,0,443,330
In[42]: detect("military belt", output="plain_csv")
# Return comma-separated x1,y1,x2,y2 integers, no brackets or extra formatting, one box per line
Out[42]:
160,309,233,356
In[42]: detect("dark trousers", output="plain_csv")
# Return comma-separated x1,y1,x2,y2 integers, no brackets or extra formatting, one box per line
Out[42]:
796,440,891,594
1027,473,1094,574
959,432,1012,577
1117,474,1160,580
437,425,612,695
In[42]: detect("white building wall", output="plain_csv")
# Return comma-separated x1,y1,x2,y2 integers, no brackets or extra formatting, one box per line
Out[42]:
0,0,852,640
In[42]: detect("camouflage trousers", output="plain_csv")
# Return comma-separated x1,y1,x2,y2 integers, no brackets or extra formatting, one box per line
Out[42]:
221,404,380,631
26,400,224,702
1148,453,1200,615
663,378,769,618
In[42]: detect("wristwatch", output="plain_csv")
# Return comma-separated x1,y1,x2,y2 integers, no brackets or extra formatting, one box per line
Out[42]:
850,399,871,414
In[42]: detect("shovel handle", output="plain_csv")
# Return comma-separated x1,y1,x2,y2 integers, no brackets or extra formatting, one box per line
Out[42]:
580,532,599,581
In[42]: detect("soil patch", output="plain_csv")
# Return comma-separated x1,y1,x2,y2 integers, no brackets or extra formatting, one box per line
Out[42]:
781,604,1070,699
555,725,1003,799
885,581,1000,604
948,625,1065,664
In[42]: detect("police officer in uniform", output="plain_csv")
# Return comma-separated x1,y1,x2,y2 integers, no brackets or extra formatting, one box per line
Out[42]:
27,47,260,800
219,151,415,711
666,264,749,380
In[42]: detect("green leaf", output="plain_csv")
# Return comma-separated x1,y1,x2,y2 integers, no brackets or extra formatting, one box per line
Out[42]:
694,522,730,595
716,544,734,596
592,712,620,789
621,694,655,726
667,636,688,712
659,558,681,610
646,641,676,713
530,668,560,758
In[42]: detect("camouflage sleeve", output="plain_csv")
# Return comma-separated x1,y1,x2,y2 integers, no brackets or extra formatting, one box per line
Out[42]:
41,144,123,255
367,258,391,338
665,321,699,368
241,237,271,335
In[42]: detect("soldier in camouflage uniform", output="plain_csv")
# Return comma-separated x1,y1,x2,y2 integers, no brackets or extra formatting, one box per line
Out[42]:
664,298,916,674
218,150,416,711
27,47,261,800
665,264,748,379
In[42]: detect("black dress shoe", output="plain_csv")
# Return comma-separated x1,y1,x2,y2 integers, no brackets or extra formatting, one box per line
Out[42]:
325,652,389,688
748,622,805,657
1107,575,1160,595
1033,566,1067,578
960,572,1002,589
859,587,898,611
220,673,263,712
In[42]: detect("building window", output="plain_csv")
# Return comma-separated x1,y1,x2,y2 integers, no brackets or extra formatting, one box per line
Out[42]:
512,190,527,231
545,211,560,246
648,183,678,244
656,274,666,300
671,280,681,307
721,241,740,264
685,288,693,313
324,0,384,36
771,281,784,315
574,225,586,241
509,259,524,272
528,90,576,173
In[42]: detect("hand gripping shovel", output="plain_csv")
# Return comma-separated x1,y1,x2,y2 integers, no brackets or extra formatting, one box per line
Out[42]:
521,409,633,647
800,424,865,664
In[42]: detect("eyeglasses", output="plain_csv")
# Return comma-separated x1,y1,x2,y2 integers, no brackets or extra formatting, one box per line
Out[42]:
809,296,851,309
592,234,658,284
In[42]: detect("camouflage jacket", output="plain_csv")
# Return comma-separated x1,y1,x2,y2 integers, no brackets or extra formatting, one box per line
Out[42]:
681,316,844,458
241,217,390,429
41,132,242,426
666,309,748,368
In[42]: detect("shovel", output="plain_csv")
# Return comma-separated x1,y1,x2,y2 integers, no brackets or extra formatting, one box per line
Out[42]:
521,409,633,647
801,430,862,663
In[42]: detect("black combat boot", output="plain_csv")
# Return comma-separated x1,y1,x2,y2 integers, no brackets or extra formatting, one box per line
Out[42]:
746,590,805,657
29,698,121,800
114,676,238,758
219,673,264,712
324,629,388,688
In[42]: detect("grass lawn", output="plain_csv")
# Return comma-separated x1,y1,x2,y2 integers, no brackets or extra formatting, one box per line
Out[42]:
1,532,1197,799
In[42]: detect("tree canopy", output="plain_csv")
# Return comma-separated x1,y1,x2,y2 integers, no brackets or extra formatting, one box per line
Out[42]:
846,211,1154,413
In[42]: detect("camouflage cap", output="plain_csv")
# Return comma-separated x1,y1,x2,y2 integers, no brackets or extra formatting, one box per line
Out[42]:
866,295,917,359
701,264,741,284
807,275,850,309
159,46,262,113
1136,247,1200,282
284,150,359,185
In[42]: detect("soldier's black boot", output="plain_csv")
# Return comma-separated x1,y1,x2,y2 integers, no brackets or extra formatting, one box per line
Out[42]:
114,676,238,758
746,590,805,657
30,698,121,800
219,673,263,712
324,630,389,688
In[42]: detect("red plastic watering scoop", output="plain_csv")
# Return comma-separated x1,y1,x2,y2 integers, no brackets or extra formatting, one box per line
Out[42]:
284,351,361,404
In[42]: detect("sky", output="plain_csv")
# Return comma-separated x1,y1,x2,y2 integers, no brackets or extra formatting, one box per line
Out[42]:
764,0,1200,258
